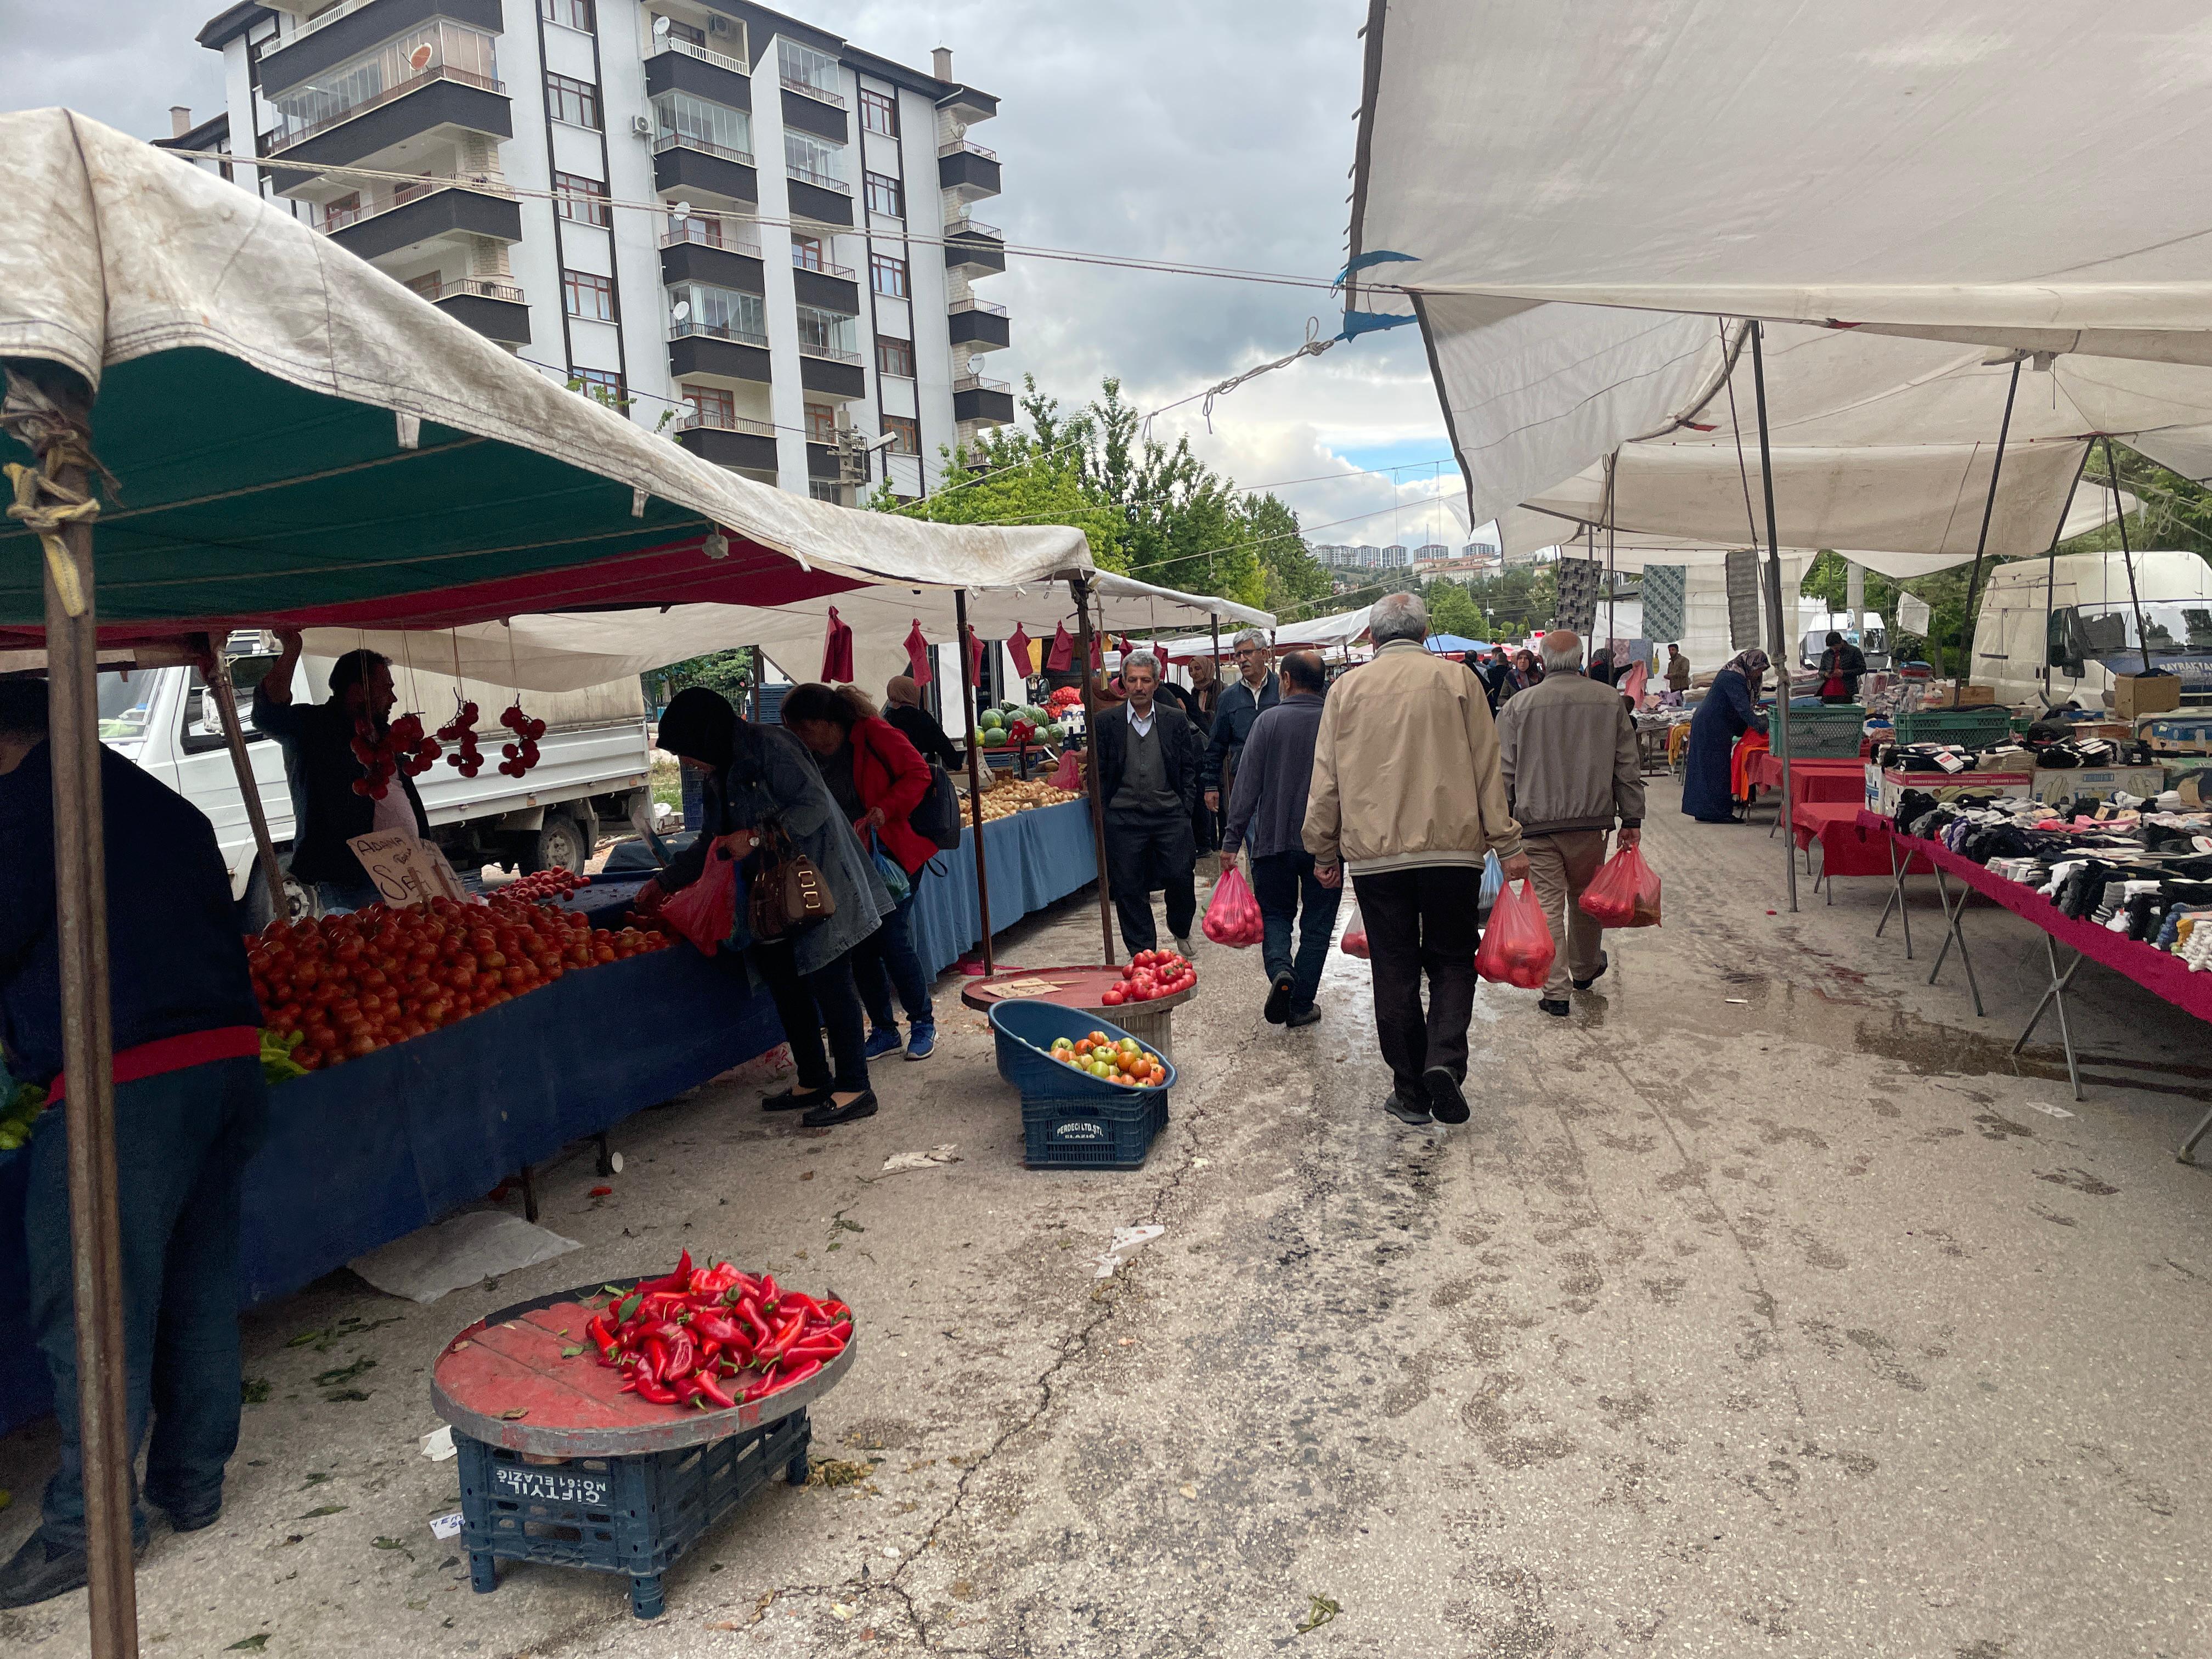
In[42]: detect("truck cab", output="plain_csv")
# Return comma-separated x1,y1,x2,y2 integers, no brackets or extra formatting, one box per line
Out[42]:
1971,550,2212,709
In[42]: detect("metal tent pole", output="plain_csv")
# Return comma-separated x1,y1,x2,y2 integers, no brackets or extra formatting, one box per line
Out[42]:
1070,576,1118,964
953,593,994,975
204,640,287,924
2102,437,2157,678
6,362,140,1657
1747,321,1799,913
1956,358,2024,692
2040,445,2091,704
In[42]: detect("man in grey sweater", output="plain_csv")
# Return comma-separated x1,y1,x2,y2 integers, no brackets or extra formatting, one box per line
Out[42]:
1495,630,1646,1017
1222,651,1338,1028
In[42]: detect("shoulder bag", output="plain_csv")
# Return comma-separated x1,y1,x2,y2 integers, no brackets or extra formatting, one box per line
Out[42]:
747,819,838,940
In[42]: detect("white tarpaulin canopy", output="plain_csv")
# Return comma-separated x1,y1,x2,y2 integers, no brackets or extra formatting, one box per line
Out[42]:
1155,604,1377,657
1348,5,2212,531
306,574,1272,695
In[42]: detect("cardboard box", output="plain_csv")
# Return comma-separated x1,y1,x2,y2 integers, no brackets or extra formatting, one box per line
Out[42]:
1867,765,2032,817
1918,683,1998,709
2025,765,2168,805
2114,673,2183,718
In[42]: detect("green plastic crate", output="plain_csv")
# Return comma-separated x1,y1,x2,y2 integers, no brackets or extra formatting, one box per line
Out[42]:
1892,707,2015,749
1772,706,1866,758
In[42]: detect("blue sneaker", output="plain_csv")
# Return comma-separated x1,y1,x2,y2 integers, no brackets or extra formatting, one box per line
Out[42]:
904,1023,936,1062
863,1026,905,1060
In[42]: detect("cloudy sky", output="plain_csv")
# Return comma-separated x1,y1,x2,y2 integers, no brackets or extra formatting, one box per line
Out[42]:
11,0,1469,552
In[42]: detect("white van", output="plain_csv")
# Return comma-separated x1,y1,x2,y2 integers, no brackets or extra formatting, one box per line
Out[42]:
97,645,653,924
1968,550,2212,709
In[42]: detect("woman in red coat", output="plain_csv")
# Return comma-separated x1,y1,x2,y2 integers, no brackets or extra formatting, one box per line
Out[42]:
781,684,939,1060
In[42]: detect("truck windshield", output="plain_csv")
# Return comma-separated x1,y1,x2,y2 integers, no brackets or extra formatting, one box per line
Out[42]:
96,669,157,742
2057,602,2212,660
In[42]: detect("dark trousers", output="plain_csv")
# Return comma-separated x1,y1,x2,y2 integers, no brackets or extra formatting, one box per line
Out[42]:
853,890,934,1031
1250,850,1341,1014
751,939,870,1093
1104,806,1197,955
29,1054,267,1548
1352,865,1482,1098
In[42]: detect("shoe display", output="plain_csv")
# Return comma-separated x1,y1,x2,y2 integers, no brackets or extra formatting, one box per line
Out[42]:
905,1024,936,1061
862,1027,906,1061
1424,1065,1471,1125
1572,951,1610,991
1284,1005,1322,1028
800,1091,880,1128
1263,970,1294,1025
762,1085,833,1113
1538,998,1571,1017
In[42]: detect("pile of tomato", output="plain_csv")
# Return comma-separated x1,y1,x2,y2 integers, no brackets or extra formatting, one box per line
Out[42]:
1048,1030,1168,1088
1100,949,1194,1006
504,867,589,904
246,896,670,1070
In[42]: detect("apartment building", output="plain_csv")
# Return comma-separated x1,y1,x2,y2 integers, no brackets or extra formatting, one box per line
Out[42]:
163,0,1014,504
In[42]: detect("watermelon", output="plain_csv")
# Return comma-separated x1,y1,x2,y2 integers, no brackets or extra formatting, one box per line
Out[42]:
1045,724,1066,742
979,709,1004,731
980,728,1008,748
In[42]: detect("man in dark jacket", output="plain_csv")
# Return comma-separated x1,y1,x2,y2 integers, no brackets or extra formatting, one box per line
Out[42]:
1221,651,1338,1026
254,629,431,912
1815,631,1868,703
882,675,959,768
1203,630,1280,818
1091,651,1201,956
0,681,267,1606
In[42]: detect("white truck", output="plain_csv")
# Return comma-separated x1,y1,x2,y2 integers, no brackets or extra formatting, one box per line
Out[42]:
96,643,653,924
1796,605,1889,674
1967,549,2212,709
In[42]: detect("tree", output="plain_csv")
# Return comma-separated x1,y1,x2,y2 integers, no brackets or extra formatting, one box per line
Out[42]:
1248,495,1331,614
652,647,754,708
1424,580,1488,639
1460,566,1557,639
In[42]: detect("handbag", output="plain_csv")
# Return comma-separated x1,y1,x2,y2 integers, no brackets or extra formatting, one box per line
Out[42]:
747,819,838,940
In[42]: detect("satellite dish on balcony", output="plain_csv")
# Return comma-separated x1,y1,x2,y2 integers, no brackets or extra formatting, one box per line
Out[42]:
409,43,433,70
672,301,691,321
653,14,670,35
671,200,692,221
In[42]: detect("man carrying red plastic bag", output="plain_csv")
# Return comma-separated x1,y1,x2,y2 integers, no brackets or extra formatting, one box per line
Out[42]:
1220,652,1339,1027
1493,629,1649,1017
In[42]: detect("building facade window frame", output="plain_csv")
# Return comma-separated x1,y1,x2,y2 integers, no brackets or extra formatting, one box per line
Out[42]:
681,382,736,426
563,267,616,320
859,86,897,137
868,250,909,298
571,366,627,404
862,170,903,219
539,0,595,32
874,335,914,379
552,170,610,226
545,71,602,129
882,414,920,455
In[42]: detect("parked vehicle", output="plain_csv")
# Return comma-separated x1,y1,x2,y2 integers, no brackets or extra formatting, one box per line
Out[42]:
1968,550,2212,709
99,646,652,924
1796,605,1889,673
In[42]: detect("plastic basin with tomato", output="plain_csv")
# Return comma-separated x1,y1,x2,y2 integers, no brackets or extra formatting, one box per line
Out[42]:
988,1000,1178,1099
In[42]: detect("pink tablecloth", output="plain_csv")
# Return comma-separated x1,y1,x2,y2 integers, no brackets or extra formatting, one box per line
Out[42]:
1792,803,1910,878
1748,753,1864,807
1880,820,2212,1025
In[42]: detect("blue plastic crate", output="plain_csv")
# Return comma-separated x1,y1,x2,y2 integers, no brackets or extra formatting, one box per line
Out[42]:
457,1409,811,1620
1022,1090,1169,1169
987,1000,1177,1099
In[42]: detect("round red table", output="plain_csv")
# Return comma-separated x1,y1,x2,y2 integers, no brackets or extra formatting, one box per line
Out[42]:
961,964,1197,1059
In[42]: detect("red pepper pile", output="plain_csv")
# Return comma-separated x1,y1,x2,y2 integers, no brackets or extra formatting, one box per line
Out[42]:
586,1251,851,1410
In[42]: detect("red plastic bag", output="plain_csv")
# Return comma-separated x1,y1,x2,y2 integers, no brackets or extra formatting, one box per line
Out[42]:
1579,844,1663,929
1340,903,1369,959
1475,878,1556,989
662,842,738,956
1202,865,1264,947
1049,748,1083,792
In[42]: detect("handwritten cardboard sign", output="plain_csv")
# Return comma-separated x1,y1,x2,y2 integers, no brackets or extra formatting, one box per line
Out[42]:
346,831,471,909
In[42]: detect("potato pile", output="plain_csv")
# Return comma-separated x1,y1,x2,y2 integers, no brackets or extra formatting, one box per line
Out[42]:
961,778,1085,821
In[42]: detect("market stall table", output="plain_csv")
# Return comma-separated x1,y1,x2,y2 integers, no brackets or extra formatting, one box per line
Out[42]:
1791,802,1922,901
962,967,1198,1062
1750,754,1867,837
909,799,1098,978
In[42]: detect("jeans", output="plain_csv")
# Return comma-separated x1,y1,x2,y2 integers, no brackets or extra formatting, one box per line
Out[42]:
1523,830,1609,999
751,939,871,1094
1103,806,1197,955
1249,851,1341,1014
1351,865,1482,1099
853,890,934,1031
29,1055,268,1548
315,878,381,915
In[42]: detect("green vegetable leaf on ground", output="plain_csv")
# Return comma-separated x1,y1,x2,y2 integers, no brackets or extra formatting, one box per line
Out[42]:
241,1379,271,1404
300,1504,346,1519
226,1637,270,1652
1295,1594,1340,1635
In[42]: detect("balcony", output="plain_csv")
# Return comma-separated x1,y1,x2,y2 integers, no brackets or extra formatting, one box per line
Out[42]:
948,295,1011,352
780,86,848,145
792,262,860,314
256,0,504,97
422,277,529,343
658,225,764,291
780,72,845,108
937,137,1001,202
944,217,1005,275
785,167,854,229
652,134,758,205
645,39,752,109
953,373,1014,426
324,179,520,262
668,321,772,383
797,342,865,400
263,66,511,174
937,85,998,125
674,409,779,473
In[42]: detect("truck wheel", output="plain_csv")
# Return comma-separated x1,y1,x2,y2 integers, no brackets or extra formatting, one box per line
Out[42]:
520,812,588,877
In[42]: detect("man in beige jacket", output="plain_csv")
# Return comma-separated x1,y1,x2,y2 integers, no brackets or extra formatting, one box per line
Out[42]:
1306,593,1529,1127
1496,630,1646,1017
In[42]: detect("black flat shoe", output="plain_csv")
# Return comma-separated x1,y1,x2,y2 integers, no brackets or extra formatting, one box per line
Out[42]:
1424,1066,1471,1125
1284,1005,1322,1028
763,1085,833,1113
1538,998,1571,1017
1572,952,1609,991
1263,971,1294,1025
800,1091,879,1128
1384,1092,1432,1126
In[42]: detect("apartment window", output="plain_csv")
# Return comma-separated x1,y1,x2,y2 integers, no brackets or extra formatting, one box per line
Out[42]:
539,0,593,31
681,383,735,427
809,480,842,503
563,268,614,321
321,190,361,230
883,415,920,456
859,86,896,137
869,251,909,298
653,91,750,160
863,171,903,219
571,368,625,405
669,281,765,342
805,404,838,444
875,336,914,379
783,131,847,189
778,40,843,104
273,22,499,144
553,171,609,227
794,304,859,360
668,211,723,246
791,234,827,271
545,71,600,129
653,14,706,46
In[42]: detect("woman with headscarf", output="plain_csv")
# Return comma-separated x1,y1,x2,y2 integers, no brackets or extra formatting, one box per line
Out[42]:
1501,648,1542,704
639,687,894,1127
1680,648,1771,822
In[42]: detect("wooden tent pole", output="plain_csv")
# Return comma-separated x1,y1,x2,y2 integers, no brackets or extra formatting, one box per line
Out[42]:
7,361,140,1658
203,639,288,924
1070,576,1117,964
953,592,994,975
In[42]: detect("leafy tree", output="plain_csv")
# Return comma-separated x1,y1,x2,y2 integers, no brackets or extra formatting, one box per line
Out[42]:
1460,566,1558,639
1248,495,1331,614
651,647,754,707
1423,580,1488,639
874,387,1125,565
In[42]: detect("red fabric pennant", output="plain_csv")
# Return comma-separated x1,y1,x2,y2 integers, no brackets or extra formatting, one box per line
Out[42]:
821,605,855,682
904,618,932,686
1007,623,1032,673
964,624,984,686
1045,621,1074,673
